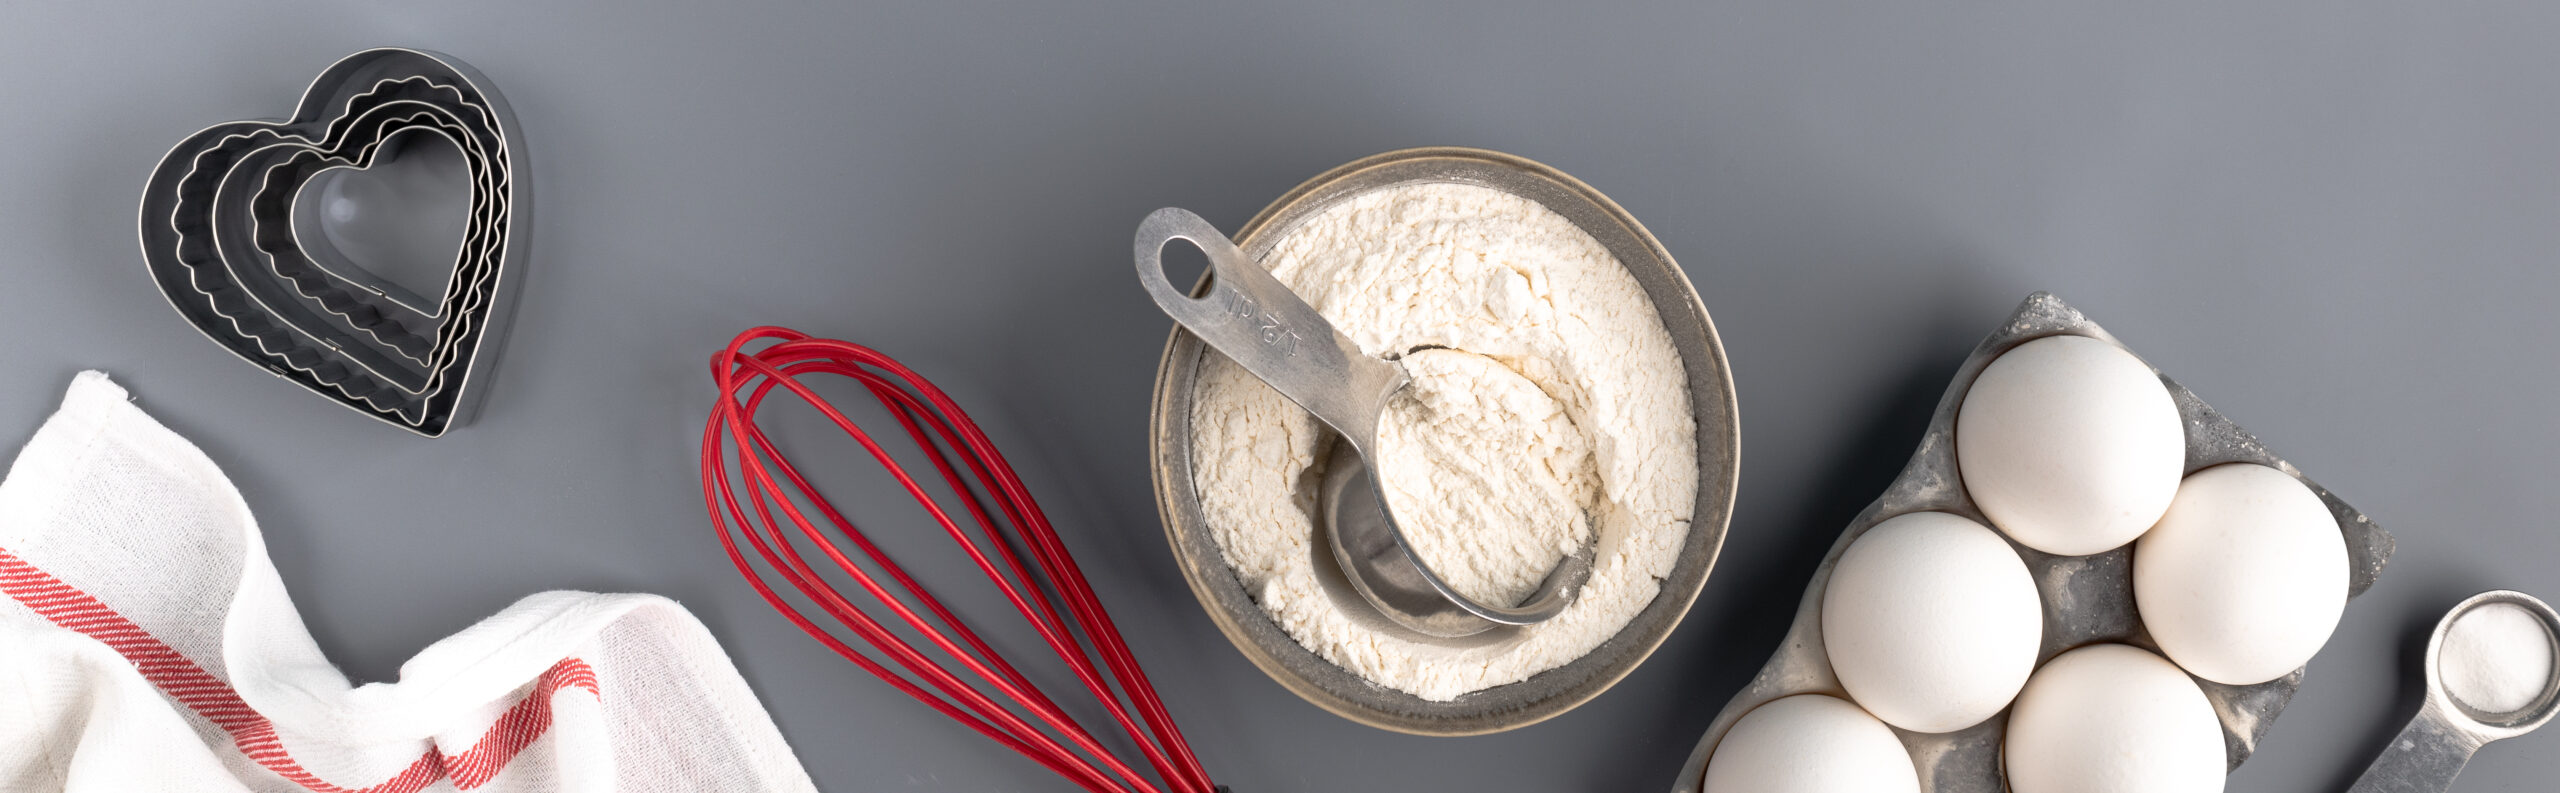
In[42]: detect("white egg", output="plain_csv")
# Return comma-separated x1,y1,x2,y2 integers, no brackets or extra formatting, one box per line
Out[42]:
1823,511,2043,733
2134,463,2348,685
1957,334,2185,556
2006,644,2225,793
1702,694,1919,793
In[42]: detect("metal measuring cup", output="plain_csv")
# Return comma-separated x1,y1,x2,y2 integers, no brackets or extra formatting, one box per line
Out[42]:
2347,589,2560,792
1133,207,1591,638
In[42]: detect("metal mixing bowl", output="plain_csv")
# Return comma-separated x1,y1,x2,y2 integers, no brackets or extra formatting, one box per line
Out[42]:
1146,146,1741,735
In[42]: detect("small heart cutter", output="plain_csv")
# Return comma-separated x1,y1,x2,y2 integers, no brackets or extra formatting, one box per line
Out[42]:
138,48,525,437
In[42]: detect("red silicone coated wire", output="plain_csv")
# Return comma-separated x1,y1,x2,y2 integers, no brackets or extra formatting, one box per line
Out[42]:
701,327,1215,793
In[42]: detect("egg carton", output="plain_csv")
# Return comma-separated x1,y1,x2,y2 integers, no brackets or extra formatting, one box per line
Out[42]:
1669,292,2394,793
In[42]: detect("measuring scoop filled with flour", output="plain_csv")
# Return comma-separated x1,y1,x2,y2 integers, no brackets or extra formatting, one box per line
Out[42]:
1135,207,1594,638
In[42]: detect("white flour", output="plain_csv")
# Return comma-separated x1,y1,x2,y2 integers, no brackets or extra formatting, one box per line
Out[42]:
1375,348,1599,606
1188,182,1697,701
2441,602,2555,715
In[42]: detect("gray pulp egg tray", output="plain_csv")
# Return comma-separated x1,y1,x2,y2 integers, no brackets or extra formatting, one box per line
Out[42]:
1670,292,2395,793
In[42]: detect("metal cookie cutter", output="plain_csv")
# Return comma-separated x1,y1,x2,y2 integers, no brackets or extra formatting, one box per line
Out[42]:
138,48,526,437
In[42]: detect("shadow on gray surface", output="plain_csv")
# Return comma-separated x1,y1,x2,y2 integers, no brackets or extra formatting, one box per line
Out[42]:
2321,584,2500,793
1597,323,1981,791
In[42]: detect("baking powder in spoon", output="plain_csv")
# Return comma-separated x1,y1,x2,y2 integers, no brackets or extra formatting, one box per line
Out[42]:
2442,602,2556,716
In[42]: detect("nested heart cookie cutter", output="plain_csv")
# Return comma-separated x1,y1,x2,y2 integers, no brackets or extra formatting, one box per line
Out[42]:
138,48,525,437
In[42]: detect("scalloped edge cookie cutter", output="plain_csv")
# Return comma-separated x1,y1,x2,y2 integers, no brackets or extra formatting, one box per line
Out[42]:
137,47,526,437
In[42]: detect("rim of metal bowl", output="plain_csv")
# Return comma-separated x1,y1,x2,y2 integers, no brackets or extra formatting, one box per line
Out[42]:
1146,146,1741,735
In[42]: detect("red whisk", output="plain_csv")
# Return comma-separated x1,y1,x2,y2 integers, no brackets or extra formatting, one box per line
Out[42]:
700,326,1219,793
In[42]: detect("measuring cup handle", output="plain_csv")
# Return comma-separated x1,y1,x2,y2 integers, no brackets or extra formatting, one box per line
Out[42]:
2346,705,2483,793
1133,207,1404,442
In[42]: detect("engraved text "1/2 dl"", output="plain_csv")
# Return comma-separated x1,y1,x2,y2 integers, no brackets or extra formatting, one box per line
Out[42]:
1217,285,1300,356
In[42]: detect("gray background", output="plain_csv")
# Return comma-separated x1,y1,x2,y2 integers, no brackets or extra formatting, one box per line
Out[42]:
3,2,2555,791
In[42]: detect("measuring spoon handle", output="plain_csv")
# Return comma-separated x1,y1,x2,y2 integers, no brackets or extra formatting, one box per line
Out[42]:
2347,705,2483,793
1133,207,1405,444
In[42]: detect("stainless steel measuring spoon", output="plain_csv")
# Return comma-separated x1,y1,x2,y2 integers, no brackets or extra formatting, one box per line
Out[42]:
1133,207,1591,638
2348,590,2560,793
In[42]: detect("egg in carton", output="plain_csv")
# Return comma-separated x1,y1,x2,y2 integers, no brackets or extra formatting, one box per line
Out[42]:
1671,292,2393,793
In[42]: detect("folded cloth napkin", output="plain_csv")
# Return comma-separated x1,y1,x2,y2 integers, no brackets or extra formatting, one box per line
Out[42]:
0,372,818,792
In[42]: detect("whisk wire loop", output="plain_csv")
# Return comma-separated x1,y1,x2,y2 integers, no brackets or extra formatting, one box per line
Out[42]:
702,327,1214,793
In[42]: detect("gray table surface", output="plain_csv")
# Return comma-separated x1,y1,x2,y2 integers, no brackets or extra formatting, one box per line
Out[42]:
5,2,2557,791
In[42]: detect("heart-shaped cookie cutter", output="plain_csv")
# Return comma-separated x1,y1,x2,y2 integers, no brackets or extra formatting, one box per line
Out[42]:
189,107,496,395
138,48,524,436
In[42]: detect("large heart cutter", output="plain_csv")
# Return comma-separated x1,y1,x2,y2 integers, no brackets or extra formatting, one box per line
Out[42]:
139,48,525,437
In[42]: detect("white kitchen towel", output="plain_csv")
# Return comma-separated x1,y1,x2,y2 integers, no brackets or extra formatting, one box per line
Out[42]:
0,372,819,793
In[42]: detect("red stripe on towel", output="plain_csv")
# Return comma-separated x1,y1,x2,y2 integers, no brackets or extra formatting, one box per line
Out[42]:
0,547,602,792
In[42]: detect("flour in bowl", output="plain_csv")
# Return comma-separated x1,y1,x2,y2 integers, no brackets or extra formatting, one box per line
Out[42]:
1188,182,1697,701
1376,347,1599,607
